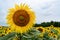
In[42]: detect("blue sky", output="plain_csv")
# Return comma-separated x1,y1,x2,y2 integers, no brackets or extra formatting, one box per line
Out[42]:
0,0,60,26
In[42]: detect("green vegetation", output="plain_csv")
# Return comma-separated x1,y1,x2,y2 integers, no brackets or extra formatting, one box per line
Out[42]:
34,21,60,27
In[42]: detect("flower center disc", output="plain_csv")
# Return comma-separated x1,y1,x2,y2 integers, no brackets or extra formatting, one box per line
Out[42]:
13,10,30,27
38,28,43,32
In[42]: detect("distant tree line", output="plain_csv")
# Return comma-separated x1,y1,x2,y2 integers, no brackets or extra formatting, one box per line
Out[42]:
34,21,60,27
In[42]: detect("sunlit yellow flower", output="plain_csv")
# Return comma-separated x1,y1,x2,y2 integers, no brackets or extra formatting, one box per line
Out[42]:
48,33,54,37
36,27,45,33
6,4,35,33
6,30,12,34
45,27,51,32
0,26,2,29
53,34,58,38
50,25,54,29
0,33,5,37
45,27,50,30
45,25,54,33
3,27,12,34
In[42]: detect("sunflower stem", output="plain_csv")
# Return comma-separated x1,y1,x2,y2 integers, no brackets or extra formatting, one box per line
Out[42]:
20,34,22,40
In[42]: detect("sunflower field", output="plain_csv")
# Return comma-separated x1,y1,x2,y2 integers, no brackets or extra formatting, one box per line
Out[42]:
0,25,60,40
0,4,60,40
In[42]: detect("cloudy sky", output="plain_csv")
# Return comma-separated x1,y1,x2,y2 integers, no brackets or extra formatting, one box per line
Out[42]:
0,0,60,26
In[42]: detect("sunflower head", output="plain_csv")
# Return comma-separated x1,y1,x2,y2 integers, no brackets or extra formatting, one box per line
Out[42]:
37,28,43,32
53,34,57,38
0,26,2,29
36,27,45,33
48,33,53,37
6,4,35,33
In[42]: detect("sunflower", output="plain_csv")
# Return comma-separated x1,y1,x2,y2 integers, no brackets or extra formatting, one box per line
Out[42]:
48,33,54,37
6,4,35,33
36,27,45,33
45,27,51,32
0,26,2,29
53,34,57,38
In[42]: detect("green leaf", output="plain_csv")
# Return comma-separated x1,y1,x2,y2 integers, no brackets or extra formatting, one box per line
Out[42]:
0,32,16,40
20,28,40,40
